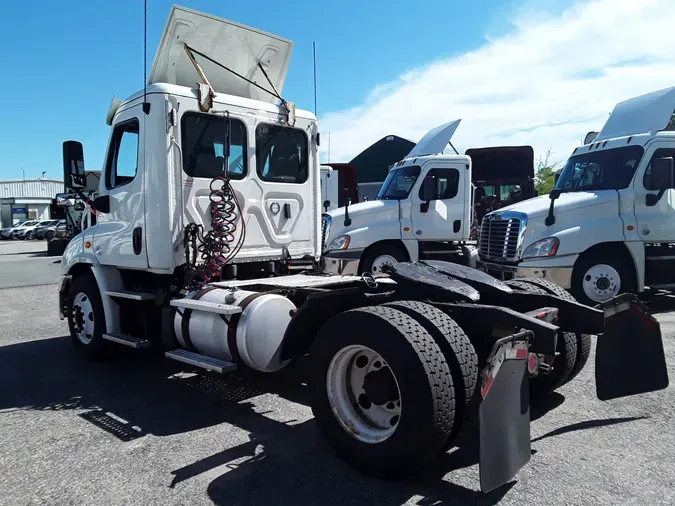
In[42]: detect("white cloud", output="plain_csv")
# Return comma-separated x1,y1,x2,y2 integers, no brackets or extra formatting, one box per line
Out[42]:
318,0,675,167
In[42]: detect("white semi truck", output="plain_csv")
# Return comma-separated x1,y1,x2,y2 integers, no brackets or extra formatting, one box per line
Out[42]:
320,121,535,276
479,86,675,306
55,5,668,494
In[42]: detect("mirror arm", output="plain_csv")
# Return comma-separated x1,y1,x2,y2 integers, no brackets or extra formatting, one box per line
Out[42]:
648,189,666,207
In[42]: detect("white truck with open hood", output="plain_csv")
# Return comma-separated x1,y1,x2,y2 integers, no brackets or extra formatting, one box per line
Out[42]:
53,5,668,496
320,120,537,276
479,86,675,306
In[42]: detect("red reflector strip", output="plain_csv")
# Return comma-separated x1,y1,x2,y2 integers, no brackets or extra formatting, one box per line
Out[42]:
481,375,494,399
515,347,527,359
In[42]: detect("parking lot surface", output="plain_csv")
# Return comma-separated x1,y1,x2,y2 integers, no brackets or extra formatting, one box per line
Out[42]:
0,240,62,289
1,242,674,506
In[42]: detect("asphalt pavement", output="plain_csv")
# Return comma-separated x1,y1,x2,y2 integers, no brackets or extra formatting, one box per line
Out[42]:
1,242,674,505
0,240,62,288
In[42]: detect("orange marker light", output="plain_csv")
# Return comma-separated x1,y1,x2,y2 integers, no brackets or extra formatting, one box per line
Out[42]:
85,241,92,248
627,225,634,231
403,227,410,232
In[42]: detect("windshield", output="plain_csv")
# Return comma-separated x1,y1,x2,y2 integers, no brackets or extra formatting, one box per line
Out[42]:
555,145,644,192
376,166,421,200
22,221,38,227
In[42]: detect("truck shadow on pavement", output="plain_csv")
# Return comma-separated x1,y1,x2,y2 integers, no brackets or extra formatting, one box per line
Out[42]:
0,335,645,506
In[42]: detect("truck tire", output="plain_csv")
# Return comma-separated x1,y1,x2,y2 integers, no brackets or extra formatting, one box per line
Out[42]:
67,274,112,361
572,249,636,306
505,280,577,397
510,277,592,383
308,305,455,478
359,244,407,277
382,300,478,443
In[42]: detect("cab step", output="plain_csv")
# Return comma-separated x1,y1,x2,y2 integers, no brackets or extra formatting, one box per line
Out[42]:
165,349,237,373
102,332,150,348
105,290,155,301
170,298,242,315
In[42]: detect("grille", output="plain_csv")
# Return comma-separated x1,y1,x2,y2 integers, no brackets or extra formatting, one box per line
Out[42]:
479,215,522,260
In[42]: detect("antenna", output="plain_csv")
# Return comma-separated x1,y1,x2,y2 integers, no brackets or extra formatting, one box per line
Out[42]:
142,0,150,115
328,133,331,162
312,41,318,116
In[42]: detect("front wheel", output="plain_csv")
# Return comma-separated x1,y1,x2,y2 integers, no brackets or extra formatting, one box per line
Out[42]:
67,274,112,361
572,250,636,306
309,305,455,479
359,244,407,277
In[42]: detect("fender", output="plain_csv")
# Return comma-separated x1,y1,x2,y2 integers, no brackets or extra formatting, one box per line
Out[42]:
623,241,645,292
89,265,124,334
65,261,124,335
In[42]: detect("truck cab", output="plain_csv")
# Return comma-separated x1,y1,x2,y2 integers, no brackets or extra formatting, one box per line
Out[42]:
59,6,321,284
479,86,675,305
321,120,475,275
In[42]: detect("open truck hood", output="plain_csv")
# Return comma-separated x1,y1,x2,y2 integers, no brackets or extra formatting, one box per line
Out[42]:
149,5,293,103
595,86,675,141
465,146,534,183
406,120,462,158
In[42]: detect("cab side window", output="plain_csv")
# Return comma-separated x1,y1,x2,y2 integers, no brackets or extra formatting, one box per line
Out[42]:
643,148,675,191
419,168,460,200
105,119,140,189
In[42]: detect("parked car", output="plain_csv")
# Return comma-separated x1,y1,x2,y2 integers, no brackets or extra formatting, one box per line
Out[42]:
35,220,65,240
4,221,39,240
31,220,61,239
0,222,27,239
13,220,52,240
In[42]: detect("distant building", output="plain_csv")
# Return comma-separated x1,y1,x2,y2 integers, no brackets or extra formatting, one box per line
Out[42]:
0,179,64,227
0,171,100,227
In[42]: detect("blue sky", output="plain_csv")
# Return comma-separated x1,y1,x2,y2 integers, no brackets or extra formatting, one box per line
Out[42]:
0,0,512,180
2,0,675,180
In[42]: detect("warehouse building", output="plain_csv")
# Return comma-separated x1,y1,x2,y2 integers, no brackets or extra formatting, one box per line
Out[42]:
0,171,100,228
0,179,64,227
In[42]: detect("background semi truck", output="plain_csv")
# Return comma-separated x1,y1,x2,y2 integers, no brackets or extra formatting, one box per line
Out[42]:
320,120,535,276
55,5,668,494
479,86,675,306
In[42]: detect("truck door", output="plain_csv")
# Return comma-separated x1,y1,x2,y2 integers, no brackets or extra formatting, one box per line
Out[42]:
93,106,148,269
633,143,675,242
410,162,469,241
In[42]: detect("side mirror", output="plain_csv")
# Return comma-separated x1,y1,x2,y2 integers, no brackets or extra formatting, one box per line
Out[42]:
421,176,436,202
650,157,675,190
549,188,562,200
56,193,73,207
62,141,87,190
323,200,330,211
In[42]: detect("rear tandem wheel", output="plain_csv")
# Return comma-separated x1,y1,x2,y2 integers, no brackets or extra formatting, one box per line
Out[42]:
308,305,456,478
382,300,479,442
504,279,578,396
507,277,592,383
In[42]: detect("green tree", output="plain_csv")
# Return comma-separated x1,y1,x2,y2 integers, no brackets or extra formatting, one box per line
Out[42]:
534,148,561,195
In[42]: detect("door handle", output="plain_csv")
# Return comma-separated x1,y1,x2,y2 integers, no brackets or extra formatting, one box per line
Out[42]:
133,227,143,255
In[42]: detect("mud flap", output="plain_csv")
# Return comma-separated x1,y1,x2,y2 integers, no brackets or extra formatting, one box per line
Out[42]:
595,296,669,401
478,332,531,493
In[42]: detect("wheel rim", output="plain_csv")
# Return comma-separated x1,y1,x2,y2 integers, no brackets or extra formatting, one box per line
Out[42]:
72,292,95,345
582,264,621,302
326,344,402,444
370,255,398,276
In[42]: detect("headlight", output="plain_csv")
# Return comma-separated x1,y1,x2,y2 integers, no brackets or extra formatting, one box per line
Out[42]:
326,235,350,250
523,237,559,259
